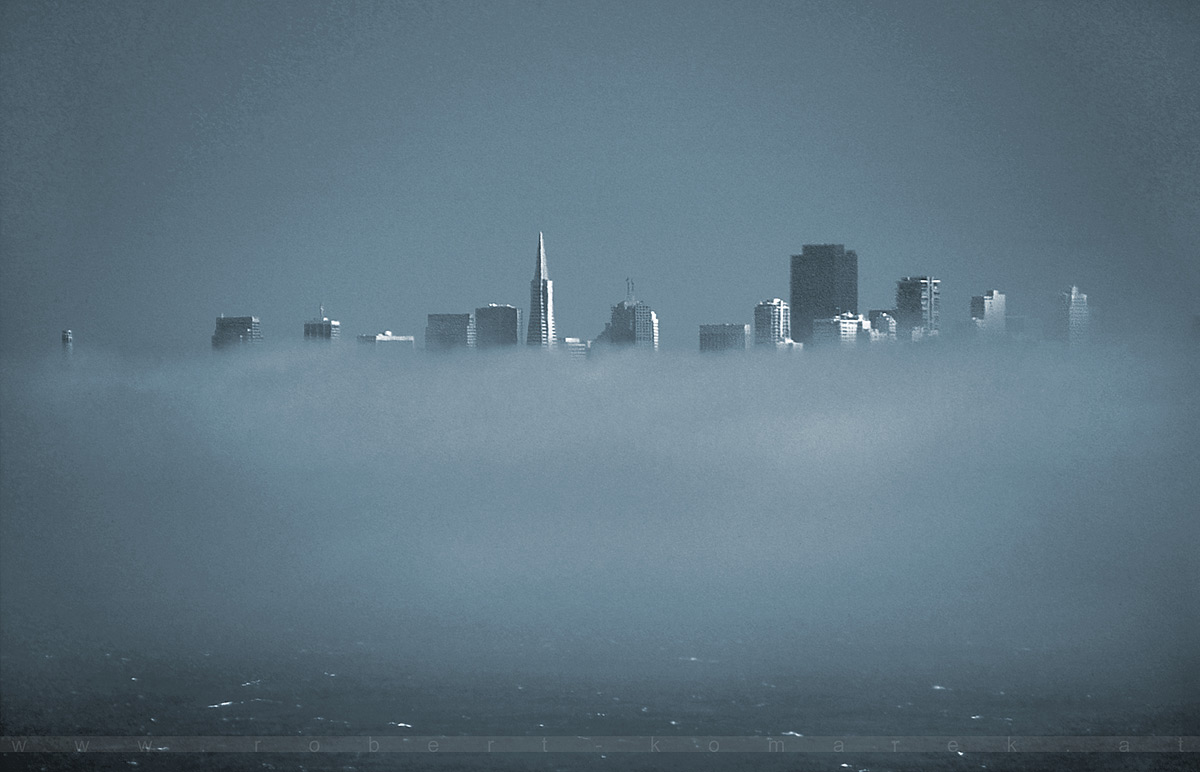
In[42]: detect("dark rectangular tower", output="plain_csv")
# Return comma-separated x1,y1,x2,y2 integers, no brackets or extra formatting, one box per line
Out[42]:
425,313,475,351
475,304,522,348
789,244,858,343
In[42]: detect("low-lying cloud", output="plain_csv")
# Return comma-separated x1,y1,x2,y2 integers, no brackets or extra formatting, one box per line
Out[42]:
2,343,1196,692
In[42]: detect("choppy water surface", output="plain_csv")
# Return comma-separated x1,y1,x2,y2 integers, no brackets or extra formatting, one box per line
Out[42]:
2,624,1195,771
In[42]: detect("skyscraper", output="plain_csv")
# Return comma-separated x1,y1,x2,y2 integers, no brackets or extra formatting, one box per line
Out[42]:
753,298,792,347
212,315,263,348
895,276,941,341
1061,286,1090,345
425,313,475,351
304,305,341,341
594,281,658,350
527,232,556,348
789,244,858,343
699,324,751,352
970,290,1006,336
475,304,522,348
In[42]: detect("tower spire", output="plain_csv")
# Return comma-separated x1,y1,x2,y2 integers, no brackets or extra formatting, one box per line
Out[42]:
527,231,556,348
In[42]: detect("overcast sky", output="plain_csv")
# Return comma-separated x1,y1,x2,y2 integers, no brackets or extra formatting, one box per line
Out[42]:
2,0,1197,353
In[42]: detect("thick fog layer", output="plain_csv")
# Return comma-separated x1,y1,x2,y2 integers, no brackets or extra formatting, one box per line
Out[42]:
1,344,1196,695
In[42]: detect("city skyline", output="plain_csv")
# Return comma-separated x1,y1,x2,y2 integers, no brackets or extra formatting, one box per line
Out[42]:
2,1,1196,356
194,242,1081,351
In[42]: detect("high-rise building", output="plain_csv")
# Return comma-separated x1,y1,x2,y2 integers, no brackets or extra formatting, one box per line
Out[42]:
753,298,792,347
212,315,263,348
527,232,556,348
594,280,658,350
425,313,475,351
970,290,1006,336
789,244,858,343
475,304,522,348
895,276,940,341
699,324,751,352
812,312,871,346
304,305,341,341
1061,286,1090,345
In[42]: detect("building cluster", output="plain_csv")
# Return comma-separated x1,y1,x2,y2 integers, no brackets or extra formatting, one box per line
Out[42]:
697,245,1089,352
203,235,1092,354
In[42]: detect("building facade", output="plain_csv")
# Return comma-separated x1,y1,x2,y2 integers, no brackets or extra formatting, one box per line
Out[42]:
561,337,590,360
1061,286,1089,345
699,324,751,352
789,244,858,343
812,312,871,346
867,310,897,342
526,232,556,348
895,276,941,341
425,313,475,351
594,283,659,350
304,306,341,341
358,331,416,348
970,290,1006,336
212,316,263,348
753,298,792,347
475,304,522,348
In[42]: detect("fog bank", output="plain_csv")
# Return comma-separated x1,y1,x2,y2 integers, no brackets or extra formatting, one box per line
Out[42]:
2,344,1196,693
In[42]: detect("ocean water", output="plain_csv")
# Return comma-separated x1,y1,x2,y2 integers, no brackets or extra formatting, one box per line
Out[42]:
2,622,1196,772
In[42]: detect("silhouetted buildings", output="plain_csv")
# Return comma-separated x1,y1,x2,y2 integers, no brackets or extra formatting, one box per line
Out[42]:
212,315,263,348
867,310,897,342
812,312,870,346
304,306,341,341
527,232,556,349
1060,286,1089,345
699,324,751,352
474,304,522,348
753,298,792,347
425,313,475,351
895,276,940,341
790,244,858,343
594,281,659,350
970,290,1006,337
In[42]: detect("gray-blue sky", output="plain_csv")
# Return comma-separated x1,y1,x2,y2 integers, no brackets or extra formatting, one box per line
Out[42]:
2,0,1197,352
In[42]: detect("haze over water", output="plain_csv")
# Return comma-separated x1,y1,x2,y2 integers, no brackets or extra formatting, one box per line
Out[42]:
2,342,1196,769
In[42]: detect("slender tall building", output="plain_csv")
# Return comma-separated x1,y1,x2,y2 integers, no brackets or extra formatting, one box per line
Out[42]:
526,232,556,348
790,244,858,343
1061,286,1089,345
895,276,940,341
